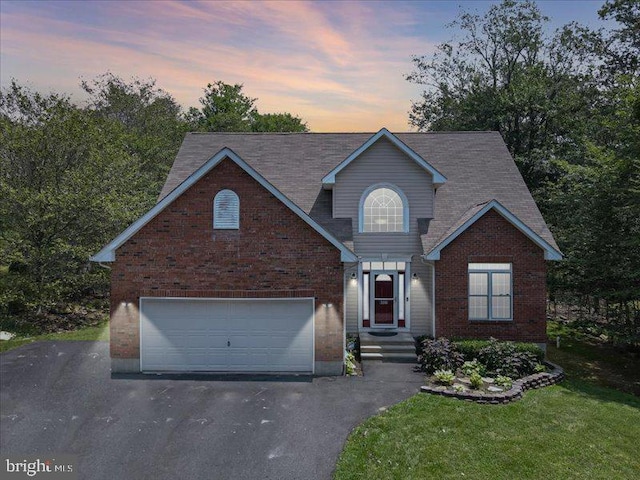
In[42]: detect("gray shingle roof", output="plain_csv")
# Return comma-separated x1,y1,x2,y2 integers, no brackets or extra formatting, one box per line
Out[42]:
160,131,559,255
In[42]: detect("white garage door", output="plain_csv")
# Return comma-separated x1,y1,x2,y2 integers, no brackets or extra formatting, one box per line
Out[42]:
140,298,314,373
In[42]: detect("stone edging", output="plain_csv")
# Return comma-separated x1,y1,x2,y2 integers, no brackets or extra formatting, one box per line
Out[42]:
420,361,565,404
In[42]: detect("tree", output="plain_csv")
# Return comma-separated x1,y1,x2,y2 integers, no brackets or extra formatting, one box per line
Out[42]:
408,0,640,345
187,81,257,132
187,80,309,133
406,0,594,190
81,73,186,191
252,112,308,132
0,81,150,315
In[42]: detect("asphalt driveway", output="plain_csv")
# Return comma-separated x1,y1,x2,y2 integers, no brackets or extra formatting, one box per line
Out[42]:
0,341,423,480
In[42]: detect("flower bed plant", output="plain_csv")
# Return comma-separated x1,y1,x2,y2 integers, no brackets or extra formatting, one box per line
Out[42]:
418,337,550,398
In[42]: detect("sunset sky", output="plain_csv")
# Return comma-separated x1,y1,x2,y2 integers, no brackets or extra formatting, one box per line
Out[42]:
1,0,609,132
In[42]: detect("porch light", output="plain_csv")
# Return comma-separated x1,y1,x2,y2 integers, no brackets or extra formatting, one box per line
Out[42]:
350,272,357,279
412,272,419,280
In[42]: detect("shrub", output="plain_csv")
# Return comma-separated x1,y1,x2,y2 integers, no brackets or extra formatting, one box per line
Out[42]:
461,359,486,376
453,338,544,363
345,351,356,375
469,372,483,389
418,338,464,374
434,369,456,386
477,338,539,378
534,363,547,373
495,375,513,389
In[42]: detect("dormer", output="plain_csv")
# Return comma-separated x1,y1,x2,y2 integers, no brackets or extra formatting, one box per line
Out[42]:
321,128,446,190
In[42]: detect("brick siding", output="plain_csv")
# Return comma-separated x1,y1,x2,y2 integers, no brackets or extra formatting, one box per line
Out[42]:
435,209,547,343
110,157,344,364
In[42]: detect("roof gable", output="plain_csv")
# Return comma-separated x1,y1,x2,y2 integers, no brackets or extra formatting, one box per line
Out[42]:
424,200,562,261
321,128,447,188
91,148,357,263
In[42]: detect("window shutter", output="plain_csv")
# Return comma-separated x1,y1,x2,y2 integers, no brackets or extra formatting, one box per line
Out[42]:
213,190,239,229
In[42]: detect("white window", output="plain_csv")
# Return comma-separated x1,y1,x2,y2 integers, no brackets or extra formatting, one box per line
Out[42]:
468,263,512,320
361,186,407,233
213,190,239,229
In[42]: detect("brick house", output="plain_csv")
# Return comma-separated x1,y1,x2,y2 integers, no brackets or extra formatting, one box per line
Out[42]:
92,128,561,375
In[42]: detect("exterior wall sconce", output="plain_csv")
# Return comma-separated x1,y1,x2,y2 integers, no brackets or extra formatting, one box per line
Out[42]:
412,273,419,280
323,303,333,308
350,272,357,279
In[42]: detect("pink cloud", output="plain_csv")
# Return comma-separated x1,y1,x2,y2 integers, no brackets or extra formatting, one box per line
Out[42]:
1,1,435,131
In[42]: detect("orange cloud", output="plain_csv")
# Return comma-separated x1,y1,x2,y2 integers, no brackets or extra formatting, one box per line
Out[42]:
0,1,436,131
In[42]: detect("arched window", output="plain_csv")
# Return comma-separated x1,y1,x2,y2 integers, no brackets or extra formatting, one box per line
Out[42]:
360,185,408,233
213,189,239,229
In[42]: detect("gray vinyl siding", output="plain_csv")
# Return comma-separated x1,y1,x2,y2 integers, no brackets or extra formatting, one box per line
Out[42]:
345,265,359,333
410,261,433,336
333,137,434,257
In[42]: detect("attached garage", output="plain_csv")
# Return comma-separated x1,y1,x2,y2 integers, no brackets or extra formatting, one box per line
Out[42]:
140,298,315,373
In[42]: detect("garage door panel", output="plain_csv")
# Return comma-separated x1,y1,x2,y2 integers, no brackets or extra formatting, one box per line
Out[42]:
140,298,314,373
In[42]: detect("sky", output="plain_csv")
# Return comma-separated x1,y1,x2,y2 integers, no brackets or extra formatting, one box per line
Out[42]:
0,0,610,132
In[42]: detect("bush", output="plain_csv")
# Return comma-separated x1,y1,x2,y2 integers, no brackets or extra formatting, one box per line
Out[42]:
434,369,456,386
495,375,513,389
418,338,464,374
469,371,483,389
461,359,486,376
477,338,539,378
453,338,544,363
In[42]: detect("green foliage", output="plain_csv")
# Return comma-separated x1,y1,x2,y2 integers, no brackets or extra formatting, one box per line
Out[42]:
461,359,486,377
408,0,640,347
469,371,483,389
417,338,464,374
477,338,540,378
406,0,593,190
494,375,513,389
252,112,308,132
433,369,455,386
187,81,257,132
345,350,357,375
453,339,544,363
0,79,155,315
81,73,186,191
187,81,309,133
534,363,547,373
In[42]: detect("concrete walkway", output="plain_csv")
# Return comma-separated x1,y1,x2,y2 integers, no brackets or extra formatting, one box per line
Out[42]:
1,341,423,480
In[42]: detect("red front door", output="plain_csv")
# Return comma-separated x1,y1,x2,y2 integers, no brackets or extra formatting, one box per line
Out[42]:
373,273,395,326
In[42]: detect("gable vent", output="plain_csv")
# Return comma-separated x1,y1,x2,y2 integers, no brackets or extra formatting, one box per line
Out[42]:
213,189,239,229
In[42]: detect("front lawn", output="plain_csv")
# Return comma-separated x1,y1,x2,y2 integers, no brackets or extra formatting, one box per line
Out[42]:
335,322,640,479
334,379,639,479
0,321,109,353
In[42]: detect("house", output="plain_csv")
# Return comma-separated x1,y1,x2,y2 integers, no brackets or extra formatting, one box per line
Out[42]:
91,128,561,375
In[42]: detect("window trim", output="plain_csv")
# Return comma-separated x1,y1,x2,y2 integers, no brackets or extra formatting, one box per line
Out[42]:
468,263,513,321
358,183,409,233
213,189,240,230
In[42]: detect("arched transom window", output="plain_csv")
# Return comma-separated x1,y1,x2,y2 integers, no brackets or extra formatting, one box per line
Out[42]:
213,189,239,229
361,186,407,233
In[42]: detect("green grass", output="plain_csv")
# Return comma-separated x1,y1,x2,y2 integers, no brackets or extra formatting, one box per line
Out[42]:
547,320,640,396
0,321,109,353
335,321,640,479
334,380,640,479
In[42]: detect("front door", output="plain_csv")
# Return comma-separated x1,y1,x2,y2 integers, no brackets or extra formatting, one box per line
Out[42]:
371,272,397,327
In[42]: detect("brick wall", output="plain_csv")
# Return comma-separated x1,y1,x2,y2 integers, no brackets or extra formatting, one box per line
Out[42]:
110,157,344,365
435,209,547,343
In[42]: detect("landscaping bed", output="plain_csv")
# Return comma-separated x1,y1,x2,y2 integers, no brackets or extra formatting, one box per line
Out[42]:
421,360,564,403
417,337,557,403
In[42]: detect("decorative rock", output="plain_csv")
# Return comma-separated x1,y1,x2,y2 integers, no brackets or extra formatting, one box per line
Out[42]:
420,360,565,404
482,377,495,384
0,331,15,341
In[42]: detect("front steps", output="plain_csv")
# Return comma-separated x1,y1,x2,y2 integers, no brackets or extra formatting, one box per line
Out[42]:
359,331,418,364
